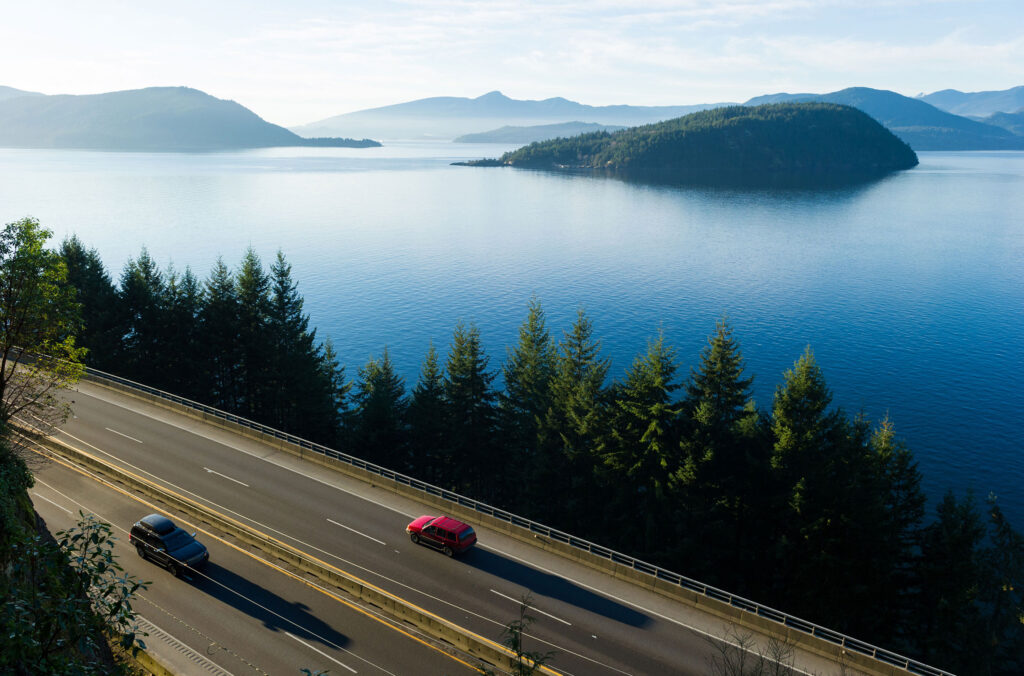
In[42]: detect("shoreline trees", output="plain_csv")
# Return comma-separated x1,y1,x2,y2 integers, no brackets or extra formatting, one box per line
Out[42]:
58,236,1023,675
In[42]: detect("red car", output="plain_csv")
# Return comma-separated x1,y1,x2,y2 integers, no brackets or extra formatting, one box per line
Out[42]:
406,515,477,556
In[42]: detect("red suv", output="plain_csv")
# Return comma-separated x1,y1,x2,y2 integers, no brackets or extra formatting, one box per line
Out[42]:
406,515,477,556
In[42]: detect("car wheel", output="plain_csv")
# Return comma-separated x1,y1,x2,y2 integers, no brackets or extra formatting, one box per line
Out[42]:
443,546,453,557
136,544,146,559
410,533,419,544
168,562,182,577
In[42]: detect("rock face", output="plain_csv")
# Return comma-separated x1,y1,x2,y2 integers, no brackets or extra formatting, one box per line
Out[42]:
493,103,918,180
0,86,379,151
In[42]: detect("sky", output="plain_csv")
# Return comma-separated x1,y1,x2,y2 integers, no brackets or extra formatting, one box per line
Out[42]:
2,0,1022,126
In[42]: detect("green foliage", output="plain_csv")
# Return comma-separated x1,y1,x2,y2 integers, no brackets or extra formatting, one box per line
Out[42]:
443,322,498,496
1,501,147,675
499,103,918,176
353,348,408,469
499,593,556,676
0,217,85,428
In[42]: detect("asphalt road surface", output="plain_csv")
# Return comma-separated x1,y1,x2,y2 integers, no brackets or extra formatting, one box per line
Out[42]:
35,380,862,676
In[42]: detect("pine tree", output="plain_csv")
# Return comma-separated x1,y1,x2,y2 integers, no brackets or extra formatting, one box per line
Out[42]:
198,258,240,410
160,266,202,399
536,309,610,525
234,249,272,419
597,332,681,555
676,318,764,588
500,298,556,500
408,344,448,484
444,322,497,497
352,348,408,469
58,236,123,373
118,249,166,386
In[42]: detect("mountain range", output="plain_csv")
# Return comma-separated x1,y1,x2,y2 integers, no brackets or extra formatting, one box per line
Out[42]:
0,86,379,151
744,87,1024,150
293,86,1024,150
918,86,1024,117
292,91,731,140
453,121,626,144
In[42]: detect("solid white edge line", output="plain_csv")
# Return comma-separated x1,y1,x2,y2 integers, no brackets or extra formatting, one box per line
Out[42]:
490,589,572,626
203,467,250,487
105,427,143,443
286,632,358,673
326,518,387,545
31,491,73,514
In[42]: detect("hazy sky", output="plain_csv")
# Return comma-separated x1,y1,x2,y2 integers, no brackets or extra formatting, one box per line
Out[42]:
3,1,1022,126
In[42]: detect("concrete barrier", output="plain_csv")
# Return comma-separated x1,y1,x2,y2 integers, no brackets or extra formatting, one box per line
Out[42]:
80,376,923,676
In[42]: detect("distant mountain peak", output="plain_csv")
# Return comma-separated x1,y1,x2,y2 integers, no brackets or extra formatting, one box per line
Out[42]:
476,91,509,101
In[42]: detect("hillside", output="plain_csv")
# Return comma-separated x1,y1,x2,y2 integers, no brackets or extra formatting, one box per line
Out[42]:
744,87,1024,150
293,90,731,140
454,121,626,143
478,103,917,180
983,109,1024,136
918,86,1024,117
0,85,43,102
0,86,380,151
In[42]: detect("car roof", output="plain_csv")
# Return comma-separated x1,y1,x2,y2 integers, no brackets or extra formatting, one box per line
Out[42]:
432,516,471,533
139,514,176,535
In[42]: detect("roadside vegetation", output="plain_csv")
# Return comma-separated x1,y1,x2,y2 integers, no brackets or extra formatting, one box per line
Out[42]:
0,217,147,675
57,230,1024,675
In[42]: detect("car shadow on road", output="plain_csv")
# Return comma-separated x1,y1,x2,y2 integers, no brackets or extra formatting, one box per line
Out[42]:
461,548,650,628
183,562,350,651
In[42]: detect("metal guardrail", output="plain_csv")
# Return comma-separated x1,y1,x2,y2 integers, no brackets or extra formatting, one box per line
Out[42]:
83,365,953,676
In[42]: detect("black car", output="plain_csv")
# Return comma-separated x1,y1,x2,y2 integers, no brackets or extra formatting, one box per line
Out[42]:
129,514,209,576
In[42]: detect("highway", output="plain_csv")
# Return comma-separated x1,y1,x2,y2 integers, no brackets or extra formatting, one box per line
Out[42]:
41,379,861,676
27,442,479,675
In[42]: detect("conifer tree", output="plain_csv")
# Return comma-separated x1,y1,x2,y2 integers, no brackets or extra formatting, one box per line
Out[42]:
408,344,448,484
353,348,408,469
160,266,202,399
198,258,240,409
597,332,681,554
676,318,764,588
118,249,166,386
500,298,556,495
234,249,272,419
536,309,610,524
317,337,350,443
444,322,497,497
59,236,123,373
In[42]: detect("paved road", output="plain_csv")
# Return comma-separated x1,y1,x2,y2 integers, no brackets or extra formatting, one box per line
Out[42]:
46,380,860,676
27,444,479,676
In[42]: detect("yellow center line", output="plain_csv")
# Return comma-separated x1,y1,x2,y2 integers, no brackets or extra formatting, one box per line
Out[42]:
22,435,494,675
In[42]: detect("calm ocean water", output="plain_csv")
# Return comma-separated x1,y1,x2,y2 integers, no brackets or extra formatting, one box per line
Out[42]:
2,144,1021,525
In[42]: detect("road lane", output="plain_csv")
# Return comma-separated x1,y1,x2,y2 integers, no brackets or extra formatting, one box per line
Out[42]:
53,381,856,676
26,446,480,676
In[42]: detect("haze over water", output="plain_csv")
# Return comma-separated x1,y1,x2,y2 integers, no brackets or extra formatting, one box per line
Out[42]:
2,144,1021,524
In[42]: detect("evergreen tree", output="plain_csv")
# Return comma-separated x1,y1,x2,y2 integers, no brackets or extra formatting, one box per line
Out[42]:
868,417,926,647
59,236,123,373
980,498,1024,675
537,309,609,525
118,249,166,386
266,251,332,438
408,344,448,484
352,348,408,469
597,332,681,555
161,266,202,399
443,322,497,497
318,337,350,444
198,258,240,409
917,492,988,671
234,249,272,419
675,318,764,589
500,298,556,501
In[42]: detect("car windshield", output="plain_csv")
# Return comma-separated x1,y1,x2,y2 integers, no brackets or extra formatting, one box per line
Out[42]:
458,527,475,542
162,529,195,551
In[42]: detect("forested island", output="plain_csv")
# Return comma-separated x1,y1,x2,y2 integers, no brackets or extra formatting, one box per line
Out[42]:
460,103,919,181
30,221,1018,676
